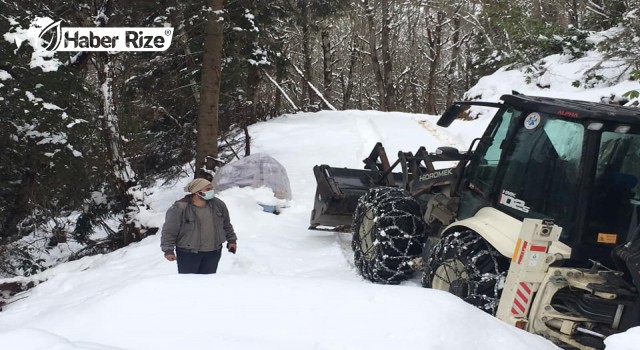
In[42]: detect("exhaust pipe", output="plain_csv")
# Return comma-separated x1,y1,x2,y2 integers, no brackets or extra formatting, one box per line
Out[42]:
545,319,606,339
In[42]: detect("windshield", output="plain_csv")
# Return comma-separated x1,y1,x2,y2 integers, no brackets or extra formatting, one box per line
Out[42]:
497,112,584,237
596,132,640,198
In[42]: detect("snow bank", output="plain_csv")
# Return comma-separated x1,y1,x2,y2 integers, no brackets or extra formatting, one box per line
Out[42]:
0,274,556,350
605,326,640,350
465,29,640,108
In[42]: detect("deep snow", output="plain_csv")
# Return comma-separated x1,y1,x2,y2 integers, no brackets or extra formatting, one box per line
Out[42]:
0,110,568,350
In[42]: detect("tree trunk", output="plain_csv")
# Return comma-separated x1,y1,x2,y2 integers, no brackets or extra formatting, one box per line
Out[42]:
446,9,462,107
195,0,224,179
300,0,314,106
321,23,333,108
94,0,143,245
567,0,580,26
381,0,394,111
425,11,444,115
97,52,140,245
244,64,260,156
342,32,358,110
363,0,386,111
464,42,473,92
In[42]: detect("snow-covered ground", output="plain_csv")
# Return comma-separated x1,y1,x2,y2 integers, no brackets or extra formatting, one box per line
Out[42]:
0,110,568,350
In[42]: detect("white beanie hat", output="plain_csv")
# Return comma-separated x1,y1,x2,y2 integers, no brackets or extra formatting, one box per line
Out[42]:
184,178,211,193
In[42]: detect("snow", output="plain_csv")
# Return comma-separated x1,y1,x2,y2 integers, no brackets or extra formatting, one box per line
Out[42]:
453,34,640,146
3,17,63,72
66,118,88,129
605,327,640,350
0,69,12,80
465,48,640,110
0,110,563,350
26,90,63,110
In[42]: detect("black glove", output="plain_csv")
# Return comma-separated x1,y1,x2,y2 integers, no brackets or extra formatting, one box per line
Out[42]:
227,242,237,254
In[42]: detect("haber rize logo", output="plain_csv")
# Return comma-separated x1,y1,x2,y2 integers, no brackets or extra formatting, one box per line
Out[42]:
37,20,174,52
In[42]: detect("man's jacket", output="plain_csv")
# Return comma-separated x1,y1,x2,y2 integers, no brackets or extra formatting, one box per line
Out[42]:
161,195,237,254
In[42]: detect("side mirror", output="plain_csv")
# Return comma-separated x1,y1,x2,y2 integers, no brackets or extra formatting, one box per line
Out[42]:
436,146,461,159
437,103,466,127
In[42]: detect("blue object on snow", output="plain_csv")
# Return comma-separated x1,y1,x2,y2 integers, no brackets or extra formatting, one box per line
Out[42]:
259,204,280,215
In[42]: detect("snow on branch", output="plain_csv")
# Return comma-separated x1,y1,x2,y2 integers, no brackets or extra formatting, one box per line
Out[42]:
3,17,62,72
291,64,337,111
263,70,298,111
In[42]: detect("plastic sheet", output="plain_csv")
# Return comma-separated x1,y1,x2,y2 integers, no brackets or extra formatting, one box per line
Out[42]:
212,153,292,200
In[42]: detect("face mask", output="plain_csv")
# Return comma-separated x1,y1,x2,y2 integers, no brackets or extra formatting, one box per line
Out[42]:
198,189,215,200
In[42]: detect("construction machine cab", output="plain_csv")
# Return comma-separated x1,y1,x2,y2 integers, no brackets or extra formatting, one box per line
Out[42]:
450,94,640,268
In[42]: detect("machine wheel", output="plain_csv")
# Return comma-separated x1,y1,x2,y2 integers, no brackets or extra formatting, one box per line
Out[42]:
422,229,508,315
352,187,425,284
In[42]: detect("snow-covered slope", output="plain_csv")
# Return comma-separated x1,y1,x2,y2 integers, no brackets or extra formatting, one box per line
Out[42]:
466,50,639,104
0,110,566,350
454,29,640,143
465,28,640,105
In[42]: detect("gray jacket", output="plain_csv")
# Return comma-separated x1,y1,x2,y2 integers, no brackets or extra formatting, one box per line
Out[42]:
160,195,237,254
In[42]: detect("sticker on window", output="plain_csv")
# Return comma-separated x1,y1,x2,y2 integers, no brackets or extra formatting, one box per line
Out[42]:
524,112,541,130
499,189,530,213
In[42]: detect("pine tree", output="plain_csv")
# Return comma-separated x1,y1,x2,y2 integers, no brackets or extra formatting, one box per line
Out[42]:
0,0,100,274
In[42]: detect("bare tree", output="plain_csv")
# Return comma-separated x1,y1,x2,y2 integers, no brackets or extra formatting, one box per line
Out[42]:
321,21,334,107
300,0,315,106
341,24,359,110
446,4,464,107
425,11,445,115
363,0,387,110
381,0,395,111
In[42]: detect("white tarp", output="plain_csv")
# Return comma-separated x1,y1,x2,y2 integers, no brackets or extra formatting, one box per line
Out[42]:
212,153,292,200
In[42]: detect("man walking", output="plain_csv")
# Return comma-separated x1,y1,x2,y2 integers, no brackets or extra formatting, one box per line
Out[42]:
161,178,237,274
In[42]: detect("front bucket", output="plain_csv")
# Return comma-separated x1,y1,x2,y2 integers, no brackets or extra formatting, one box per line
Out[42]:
309,165,400,230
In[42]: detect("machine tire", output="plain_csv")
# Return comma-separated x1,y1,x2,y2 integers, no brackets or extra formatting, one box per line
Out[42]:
352,187,425,284
422,229,508,315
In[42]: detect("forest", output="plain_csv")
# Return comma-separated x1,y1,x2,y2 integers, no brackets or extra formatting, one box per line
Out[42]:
1,0,638,276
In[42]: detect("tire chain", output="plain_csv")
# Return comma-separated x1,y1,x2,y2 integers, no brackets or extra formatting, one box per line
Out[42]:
353,187,425,284
423,230,507,314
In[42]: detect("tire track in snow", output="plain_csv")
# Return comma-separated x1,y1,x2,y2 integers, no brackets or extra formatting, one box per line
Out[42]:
352,115,384,163
333,114,382,270
335,231,355,268
417,118,460,148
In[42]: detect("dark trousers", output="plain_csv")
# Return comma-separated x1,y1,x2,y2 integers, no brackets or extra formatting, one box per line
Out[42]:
176,249,222,274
